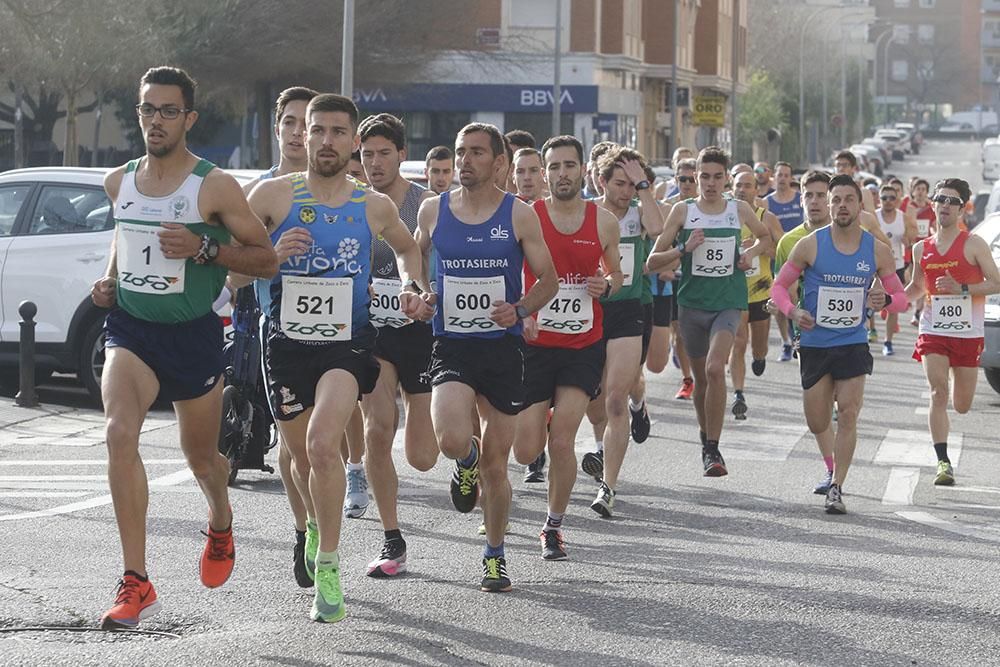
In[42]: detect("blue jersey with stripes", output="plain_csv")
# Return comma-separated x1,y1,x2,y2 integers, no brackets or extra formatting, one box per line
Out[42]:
765,191,803,234
801,226,877,348
432,191,523,339
266,173,372,341
253,166,280,314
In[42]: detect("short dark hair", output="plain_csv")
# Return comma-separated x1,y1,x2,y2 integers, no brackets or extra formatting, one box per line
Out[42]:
457,122,505,158
834,150,858,169
589,141,618,165
274,86,318,125
879,183,896,193
425,145,452,165
934,178,971,203
358,113,406,150
513,147,541,165
540,135,584,165
829,173,862,200
505,129,536,150
598,146,647,183
503,133,513,164
697,146,729,171
800,170,831,189
774,161,793,172
350,149,362,162
307,94,360,130
140,66,196,110
911,178,930,193
675,158,697,172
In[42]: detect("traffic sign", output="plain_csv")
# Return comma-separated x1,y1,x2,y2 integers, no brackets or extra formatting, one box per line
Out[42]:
693,96,725,127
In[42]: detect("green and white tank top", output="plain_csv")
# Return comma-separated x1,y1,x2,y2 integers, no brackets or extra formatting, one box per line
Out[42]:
114,158,231,323
602,205,646,304
677,198,747,311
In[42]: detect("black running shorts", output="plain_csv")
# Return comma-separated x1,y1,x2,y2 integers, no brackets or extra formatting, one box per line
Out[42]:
427,335,525,415
523,340,606,407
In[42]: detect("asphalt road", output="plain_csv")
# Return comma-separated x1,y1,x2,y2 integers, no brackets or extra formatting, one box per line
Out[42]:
2,140,999,666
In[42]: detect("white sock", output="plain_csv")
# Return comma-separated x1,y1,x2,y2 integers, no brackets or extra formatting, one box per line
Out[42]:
595,440,604,453
347,461,364,472
628,397,644,412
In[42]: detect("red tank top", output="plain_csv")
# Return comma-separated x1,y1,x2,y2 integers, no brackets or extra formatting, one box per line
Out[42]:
525,200,604,349
918,230,985,338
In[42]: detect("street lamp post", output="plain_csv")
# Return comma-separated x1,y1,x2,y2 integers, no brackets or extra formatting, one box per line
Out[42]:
881,34,896,126
800,5,840,166
668,0,679,157
341,0,355,99
552,0,562,138
871,28,893,130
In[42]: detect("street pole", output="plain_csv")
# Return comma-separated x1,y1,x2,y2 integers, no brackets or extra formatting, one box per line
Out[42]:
872,29,891,130
840,27,847,147
669,0,679,157
858,56,864,140
730,0,739,158
882,35,895,126
341,0,355,99
13,84,23,169
552,0,562,138
800,5,838,167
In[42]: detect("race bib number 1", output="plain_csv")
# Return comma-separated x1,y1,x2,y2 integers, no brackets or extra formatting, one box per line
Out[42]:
443,275,505,333
816,286,864,329
369,278,412,329
930,294,972,333
280,275,353,342
117,222,185,294
538,284,593,334
691,236,735,277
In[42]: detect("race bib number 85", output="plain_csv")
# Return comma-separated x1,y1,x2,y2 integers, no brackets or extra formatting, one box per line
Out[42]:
280,275,353,341
443,275,505,333
692,236,735,277
117,222,185,294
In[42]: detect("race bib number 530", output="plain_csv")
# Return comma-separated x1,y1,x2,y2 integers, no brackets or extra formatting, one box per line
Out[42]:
117,222,185,294
443,275,505,333
816,286,864,329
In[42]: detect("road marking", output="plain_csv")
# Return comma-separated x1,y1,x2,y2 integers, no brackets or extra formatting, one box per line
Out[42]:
915,406,929,416
0,468,193,522
0,459,188,466
897,510,1000,543
934,485,1000,495
715,423,807,460
0,475,106,481
0,491,90,498
882,467,919,505
873,429,963,467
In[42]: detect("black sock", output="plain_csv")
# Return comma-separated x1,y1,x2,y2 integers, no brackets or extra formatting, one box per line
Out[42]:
933,442,949,463
124,570,148,582
700,430,707,446
704,439,719,452
295,529,305,543
384,529,403,543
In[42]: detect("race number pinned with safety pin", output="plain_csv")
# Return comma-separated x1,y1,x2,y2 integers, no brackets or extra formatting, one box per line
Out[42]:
369,278,412,328
816,286,864,329
538,283,593,334
692,236,735,277
280,275,353,341
116,222,185,294
443,275,505,333
929,294,972,333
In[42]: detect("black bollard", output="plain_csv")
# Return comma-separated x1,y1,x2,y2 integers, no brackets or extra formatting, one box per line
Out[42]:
14,300,38,408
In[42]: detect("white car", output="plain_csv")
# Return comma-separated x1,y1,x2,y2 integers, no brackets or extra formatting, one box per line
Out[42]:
972,213,1000,393
874,129,906,159
0,166,256,403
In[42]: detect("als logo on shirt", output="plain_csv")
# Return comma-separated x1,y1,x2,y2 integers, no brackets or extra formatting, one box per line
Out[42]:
299,206,316,224
856,260,871,273
490,224,510,241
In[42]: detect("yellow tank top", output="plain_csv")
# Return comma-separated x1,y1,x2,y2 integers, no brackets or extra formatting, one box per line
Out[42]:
743,207,773,303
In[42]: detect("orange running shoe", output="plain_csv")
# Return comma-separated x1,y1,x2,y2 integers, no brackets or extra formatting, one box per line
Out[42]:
674,377,694,400
199,522,235,588
100,572,161,630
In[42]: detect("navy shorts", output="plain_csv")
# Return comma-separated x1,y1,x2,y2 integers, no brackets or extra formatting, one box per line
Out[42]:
373,321,433,395
104,308,224,402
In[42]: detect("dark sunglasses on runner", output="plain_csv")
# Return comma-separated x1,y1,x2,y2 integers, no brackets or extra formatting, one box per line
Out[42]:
880,194,896,201
677,176,695,184
931,194,963,207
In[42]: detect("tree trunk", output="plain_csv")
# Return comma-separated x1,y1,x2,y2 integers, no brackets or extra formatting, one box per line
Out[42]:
91,93,103,167
254,80,272,169
13,84,24,169
63,88,78,166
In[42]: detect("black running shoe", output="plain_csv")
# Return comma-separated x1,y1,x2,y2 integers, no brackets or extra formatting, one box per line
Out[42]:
751,358,766,376
629,403,651,443
590,483,615,518
450,438,480,513
540,529,568,561
702,447,728,477
481,556,512,592
581,450,604,481
523,451,546,483
293,530,312,588
731,392,747,421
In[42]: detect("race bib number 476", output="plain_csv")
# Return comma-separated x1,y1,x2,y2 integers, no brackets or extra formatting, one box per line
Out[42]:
538,284,593,334
117,222,185,294
443,275,505,333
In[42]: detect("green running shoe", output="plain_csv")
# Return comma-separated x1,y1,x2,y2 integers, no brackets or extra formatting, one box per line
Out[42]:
304,520,318,582
934,461,955,486
311,554,346,623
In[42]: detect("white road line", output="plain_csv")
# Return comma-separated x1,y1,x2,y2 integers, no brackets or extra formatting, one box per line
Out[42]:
897,510,1000,543
0,491,90,498
882,467,919,505
0,459,188,466
934,485,1000,495
0,475,106,481
712,423,807,461
915,406,929,416
873,429,963,467
0,468,193,522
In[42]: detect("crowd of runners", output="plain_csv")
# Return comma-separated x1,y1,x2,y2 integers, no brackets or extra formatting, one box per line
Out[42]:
90,66,1000,629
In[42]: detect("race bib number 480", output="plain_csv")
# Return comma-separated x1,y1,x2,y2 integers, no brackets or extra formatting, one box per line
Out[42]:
816,286,864,329
369,278,411,329
280,275,353,342
691,236,735,277
929,294,972,333
443,275,505,333
538,284,593,334
117,222,185,294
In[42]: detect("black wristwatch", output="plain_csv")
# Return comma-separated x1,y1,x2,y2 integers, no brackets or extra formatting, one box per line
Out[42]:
195,234,220,264
602,280,612,298
403,279,422,295
961,283,970,295
515,304,529,320
635,179,651,191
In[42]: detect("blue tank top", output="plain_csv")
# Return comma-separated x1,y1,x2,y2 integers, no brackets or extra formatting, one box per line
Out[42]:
432,191,523,339
766,191,803,234
267,173,372,342
254,166,280,315
801,227,877,348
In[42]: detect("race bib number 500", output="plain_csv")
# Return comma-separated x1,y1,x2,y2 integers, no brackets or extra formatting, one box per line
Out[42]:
369,278,412,329
280,275,353,341
443,275,505,333
816,286,864,329
117,222,185,294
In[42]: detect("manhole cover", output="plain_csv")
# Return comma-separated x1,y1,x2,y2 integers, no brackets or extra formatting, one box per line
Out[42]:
0,626,179,643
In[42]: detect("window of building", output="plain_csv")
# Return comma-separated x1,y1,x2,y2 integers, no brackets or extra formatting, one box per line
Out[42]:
917,24,934,44
893,24,910,44
918,0,935,8
893,0,911,7
917,61,934,81
508,0,555,27
892,60,909,81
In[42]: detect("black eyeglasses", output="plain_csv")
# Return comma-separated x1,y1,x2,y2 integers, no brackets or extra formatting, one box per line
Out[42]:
135,103,190,120
880,194,897,201
677,176,695,184
931,194,963,207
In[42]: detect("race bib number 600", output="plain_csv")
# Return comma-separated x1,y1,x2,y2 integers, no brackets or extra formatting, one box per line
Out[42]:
816,285,864,329
117,222,186,294
443,275,505,333
280,275,353,341
692,236,735,277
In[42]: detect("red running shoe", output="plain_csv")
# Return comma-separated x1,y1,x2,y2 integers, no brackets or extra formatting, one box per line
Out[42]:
100,572,161,630
199,522,235,588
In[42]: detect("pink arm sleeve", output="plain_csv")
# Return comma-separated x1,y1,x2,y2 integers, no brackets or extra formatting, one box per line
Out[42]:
771,262,804,318
880,271,909,313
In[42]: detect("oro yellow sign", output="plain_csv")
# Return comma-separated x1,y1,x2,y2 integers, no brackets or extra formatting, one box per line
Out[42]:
692,96,725,127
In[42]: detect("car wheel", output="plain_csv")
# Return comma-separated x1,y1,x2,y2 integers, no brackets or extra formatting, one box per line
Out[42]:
984,368,1000,395
77,317,106,406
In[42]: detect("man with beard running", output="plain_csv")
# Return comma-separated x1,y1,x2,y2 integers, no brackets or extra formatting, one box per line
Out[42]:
512,135,622,559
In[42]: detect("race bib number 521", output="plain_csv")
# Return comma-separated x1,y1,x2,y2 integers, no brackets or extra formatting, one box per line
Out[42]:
280,275,353,341
443,275,505,333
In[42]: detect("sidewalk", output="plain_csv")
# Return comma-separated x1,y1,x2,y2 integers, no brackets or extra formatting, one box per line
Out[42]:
0,401,174,451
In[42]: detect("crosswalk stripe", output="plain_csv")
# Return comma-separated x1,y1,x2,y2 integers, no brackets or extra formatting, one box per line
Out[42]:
897,510,1000,543
714,423,807,460
882,467,919,505
873,429,963,467
0,491,90,498
0,459,187,466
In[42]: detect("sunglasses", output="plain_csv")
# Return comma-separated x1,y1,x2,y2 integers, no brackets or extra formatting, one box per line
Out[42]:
931,194,963,207
880,194,897,201
677,176,695,184
754,167,767,174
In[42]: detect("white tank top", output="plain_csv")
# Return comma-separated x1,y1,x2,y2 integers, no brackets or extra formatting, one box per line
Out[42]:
876,208,905,270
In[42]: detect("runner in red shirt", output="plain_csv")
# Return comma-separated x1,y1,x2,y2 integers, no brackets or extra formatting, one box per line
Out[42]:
901,178,937,325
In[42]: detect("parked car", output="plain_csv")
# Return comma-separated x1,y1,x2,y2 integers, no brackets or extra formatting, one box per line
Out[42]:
984,142,1000,182
849,145,884,176
860,137,892,167
970,188,992,228
972,213,1000,393
894,122,922,153
0,166,256,403
874,129,906,160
